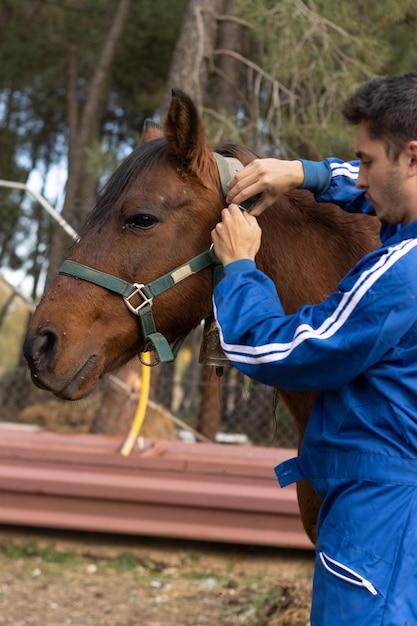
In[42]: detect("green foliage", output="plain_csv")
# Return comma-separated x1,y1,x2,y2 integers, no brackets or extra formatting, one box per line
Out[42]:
0,0,187,162
86,139,126,188
0,0,187,292
109,0,188,133
232,0,417,158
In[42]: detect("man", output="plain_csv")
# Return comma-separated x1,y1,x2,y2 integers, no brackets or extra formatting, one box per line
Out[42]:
211,72,417,624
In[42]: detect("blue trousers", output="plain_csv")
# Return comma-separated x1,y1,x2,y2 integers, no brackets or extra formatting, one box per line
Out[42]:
310,483,417,625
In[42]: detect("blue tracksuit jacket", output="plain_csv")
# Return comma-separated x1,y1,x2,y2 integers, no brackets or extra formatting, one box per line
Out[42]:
213,158,417,624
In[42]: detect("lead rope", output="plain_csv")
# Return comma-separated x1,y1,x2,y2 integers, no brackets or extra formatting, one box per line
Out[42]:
120,350,152,456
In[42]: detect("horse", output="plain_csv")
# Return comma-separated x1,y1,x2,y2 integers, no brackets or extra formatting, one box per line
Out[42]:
23,89,380,544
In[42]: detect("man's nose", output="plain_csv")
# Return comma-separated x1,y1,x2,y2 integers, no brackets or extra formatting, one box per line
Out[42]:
356,167,367,189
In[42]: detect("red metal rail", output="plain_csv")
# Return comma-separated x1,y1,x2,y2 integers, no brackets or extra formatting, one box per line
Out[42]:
0,426,312,549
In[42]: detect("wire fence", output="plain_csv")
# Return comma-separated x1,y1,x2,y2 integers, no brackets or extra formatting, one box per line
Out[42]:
0,181,298,449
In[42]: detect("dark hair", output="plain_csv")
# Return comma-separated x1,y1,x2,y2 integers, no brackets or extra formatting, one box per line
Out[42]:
342,72,417,160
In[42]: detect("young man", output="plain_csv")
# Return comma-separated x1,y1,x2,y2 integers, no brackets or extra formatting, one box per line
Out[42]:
211,72,417,624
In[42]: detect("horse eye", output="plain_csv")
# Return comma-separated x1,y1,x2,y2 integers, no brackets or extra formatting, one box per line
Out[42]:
123,214,158,231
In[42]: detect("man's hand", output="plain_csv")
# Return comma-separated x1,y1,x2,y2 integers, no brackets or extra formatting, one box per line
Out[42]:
226,158,305,216
211,204,262,266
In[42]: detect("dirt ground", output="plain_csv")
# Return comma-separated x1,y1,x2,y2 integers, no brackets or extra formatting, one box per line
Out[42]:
0,526,314,626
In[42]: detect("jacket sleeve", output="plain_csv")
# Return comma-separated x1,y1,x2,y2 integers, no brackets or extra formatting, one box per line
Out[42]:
213,244,417,390
300,158,374,215
300,158,399,244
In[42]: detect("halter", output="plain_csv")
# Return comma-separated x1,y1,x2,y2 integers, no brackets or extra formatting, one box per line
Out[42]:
60,249,221,364
58,152,251,364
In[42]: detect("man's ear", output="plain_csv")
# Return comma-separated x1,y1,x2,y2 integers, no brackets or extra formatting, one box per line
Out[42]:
406,140,417,174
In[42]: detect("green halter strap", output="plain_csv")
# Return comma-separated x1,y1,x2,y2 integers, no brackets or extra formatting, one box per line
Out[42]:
60,247,220,363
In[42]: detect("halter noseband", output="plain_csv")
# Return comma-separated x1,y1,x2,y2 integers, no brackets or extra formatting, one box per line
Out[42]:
59,248,222,364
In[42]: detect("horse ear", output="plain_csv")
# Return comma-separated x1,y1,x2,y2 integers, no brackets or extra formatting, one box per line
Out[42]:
141,119,163,144
164,89,212,174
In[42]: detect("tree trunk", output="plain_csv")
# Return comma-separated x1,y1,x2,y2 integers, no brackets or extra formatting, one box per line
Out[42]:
161,0,223,115
214,0,243,114
197,366,222,440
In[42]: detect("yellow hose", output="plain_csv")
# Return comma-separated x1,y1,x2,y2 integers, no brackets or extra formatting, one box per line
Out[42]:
120,352,152,456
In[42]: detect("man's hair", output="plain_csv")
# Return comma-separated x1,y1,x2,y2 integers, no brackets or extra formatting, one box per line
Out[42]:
342,72,417,160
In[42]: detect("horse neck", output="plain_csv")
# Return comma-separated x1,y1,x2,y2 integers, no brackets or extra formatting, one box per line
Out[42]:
256,191,379,314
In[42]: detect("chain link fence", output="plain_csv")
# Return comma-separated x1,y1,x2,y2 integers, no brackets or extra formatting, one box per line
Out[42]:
0,182,298,448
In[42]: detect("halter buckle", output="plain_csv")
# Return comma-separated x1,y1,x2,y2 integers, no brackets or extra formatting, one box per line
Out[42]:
124,283,153,315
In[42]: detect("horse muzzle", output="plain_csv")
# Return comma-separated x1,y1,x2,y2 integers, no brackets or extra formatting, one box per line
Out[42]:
23,328,102,400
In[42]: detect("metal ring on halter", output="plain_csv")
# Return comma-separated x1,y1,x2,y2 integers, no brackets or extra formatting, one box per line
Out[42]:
139,346,160,367
209,242,219,259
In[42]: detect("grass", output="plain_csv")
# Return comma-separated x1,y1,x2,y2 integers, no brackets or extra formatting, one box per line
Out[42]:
104,551,138,571
5,541,80,564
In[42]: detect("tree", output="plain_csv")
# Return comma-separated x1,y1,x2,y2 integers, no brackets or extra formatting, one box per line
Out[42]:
227,0,417,158
0,0,188,293
161,0,224,115
213,0,244,116
46,0,133,285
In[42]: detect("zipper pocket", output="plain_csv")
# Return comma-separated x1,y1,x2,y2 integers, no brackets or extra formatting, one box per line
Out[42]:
319,551,378,596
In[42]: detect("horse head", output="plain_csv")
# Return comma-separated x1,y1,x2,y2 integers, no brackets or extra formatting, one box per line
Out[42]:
23,90,240,400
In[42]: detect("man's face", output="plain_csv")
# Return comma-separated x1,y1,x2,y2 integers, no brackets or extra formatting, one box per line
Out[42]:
354,122,415,225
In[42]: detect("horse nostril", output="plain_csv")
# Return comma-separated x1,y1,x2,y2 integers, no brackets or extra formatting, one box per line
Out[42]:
27,327,61,371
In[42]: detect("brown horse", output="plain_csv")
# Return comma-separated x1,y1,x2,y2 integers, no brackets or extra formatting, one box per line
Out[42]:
23,90,380,544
